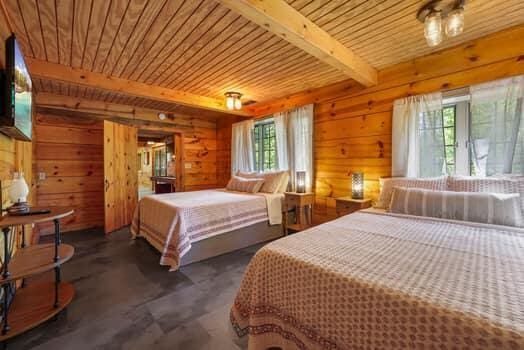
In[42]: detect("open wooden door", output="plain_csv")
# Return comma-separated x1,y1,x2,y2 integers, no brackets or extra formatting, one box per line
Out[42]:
104,121,138,234
174,133,184,192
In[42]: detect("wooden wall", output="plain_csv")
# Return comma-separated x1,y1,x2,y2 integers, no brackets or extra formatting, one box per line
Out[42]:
183,125,219,191
31,105,223,233
0,6,34,243
34,113,104,234
216,115,243,187
312,26,524,222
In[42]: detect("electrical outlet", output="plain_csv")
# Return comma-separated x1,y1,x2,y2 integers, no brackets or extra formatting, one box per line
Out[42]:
184,163,192,169
39,172,46,180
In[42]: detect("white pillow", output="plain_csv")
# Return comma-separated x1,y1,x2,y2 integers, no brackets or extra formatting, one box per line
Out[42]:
376,176,448,209
237,171,287,193
389,187,523,227
226,176,265,193
448,175,524,218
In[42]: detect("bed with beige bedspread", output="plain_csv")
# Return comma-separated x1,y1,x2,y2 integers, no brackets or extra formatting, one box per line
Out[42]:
131,189,283,271
230,209,524,349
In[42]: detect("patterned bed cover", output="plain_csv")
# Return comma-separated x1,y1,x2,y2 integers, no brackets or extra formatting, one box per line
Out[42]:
131,189,283,271
230,209,524,349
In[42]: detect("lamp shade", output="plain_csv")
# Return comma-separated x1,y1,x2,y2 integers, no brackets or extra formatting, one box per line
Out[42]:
9,172,29,204
424,11,443,47
351,172,364,199
445,8,464,37
296,171,306,193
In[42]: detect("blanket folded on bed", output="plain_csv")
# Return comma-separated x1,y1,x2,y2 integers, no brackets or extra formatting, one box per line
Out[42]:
131,189,283,270
231,210,524,349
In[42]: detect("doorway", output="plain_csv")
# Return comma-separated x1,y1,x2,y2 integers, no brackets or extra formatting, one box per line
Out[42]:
137,130,183,197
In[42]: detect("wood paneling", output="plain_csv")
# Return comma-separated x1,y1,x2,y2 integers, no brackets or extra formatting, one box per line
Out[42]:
27,58,247,115
4,0,523,105
216,115,243,187
34,113,104,234
0,4,35,244
103,121,138,234
312,26,524,224
218,0,377,86
249,25,524,117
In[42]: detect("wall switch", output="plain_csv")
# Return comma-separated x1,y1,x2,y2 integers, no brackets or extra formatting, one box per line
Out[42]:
39,172,46,180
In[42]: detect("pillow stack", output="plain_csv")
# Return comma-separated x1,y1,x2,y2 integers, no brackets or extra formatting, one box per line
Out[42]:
226,171,289,194
226,176,265,193
237,171,289,193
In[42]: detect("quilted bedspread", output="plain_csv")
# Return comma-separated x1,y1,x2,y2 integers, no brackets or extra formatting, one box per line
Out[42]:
131,189,279,271
231,209,524,349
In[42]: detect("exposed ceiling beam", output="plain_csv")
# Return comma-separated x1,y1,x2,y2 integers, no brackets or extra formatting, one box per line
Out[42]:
35,93,217,130
218,0,377,87
27,59,250,116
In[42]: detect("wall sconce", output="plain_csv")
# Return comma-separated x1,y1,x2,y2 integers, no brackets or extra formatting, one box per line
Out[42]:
225,92,243,110
351,172,364,200
296,171,306,193
417,0,465,47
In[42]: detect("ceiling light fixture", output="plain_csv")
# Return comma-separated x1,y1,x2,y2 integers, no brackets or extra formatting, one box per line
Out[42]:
158,112,166,120
417,0,465,47
225,92,243,111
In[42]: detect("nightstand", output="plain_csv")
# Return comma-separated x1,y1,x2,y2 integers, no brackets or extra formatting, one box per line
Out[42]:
335,197,372,217
284,192,314,235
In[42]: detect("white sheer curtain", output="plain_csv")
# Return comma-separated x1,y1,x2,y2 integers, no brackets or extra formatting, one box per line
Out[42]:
231,119,254,175
274,104,314,192
470,75,524,176
392,92,443,177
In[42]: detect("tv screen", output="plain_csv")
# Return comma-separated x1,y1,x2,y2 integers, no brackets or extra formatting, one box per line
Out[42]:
1,35,32,141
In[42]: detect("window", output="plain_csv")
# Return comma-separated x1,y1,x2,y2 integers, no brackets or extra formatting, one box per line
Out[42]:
419,93,524,177
253,120,277,172
419,102,469,177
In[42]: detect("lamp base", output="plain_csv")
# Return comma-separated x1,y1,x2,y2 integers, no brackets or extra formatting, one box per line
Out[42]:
7,202,30,215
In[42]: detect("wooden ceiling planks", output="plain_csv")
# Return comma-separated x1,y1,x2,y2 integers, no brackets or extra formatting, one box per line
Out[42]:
32,77,234,121
3,0,524,106
286,0,524,69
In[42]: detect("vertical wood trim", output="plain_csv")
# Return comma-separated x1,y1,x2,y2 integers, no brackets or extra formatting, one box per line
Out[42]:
174,133,184,192
103,120,116,233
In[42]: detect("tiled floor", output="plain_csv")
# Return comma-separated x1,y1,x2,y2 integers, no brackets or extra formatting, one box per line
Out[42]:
8,227,262,350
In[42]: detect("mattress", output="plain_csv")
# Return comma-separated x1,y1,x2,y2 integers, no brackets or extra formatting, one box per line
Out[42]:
131,189,283,271
230,210,524,349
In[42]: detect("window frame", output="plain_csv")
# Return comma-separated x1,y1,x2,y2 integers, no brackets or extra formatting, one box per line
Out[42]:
253,119,278,172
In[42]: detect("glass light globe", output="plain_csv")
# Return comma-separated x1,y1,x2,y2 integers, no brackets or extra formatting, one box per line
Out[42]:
424,12,443,47
234,97,242,110
445,8,464,37
225,95,235,110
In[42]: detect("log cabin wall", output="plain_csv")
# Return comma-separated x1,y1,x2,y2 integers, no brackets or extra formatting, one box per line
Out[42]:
0,6,34,243
216,115,244,187
33,109,222,233
312,26,524,223
34,113,104,234
183,124,219,192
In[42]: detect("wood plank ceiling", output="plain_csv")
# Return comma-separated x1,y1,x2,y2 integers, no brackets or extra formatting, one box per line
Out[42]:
4,0,524,112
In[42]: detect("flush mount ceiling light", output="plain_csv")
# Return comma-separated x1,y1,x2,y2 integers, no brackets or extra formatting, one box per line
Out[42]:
417,0,465,47
158,112,166,120
225,92,243,111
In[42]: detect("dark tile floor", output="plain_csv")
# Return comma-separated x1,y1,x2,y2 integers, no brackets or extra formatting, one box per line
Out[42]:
8,227,263,350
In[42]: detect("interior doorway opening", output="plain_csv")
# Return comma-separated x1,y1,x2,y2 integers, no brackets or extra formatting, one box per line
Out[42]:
137,130,182,198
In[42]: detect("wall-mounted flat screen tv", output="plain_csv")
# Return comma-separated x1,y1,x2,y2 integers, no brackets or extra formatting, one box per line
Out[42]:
0,34,32,141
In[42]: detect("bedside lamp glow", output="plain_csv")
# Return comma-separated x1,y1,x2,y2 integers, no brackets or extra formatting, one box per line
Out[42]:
9,172,30,213
296,171,306,193
351,172,364,200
